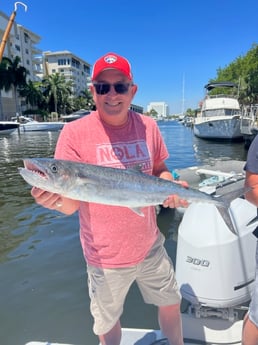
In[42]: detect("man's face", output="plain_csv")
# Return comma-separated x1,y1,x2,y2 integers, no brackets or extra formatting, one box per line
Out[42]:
90,69,137,123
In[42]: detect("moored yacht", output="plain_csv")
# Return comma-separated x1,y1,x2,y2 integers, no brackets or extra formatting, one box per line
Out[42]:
194,82,243,140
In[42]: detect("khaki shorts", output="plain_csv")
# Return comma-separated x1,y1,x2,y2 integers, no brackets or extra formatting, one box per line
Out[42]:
87,232,181,335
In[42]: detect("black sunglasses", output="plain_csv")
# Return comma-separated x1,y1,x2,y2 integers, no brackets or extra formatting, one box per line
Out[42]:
93,82,132,95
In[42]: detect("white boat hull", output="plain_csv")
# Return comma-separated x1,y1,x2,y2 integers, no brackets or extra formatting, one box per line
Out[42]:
194,116,242,140
21,122,65,132
0,121,19,135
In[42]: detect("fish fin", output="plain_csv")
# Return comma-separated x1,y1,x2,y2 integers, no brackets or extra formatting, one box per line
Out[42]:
215,185,257,233
216,205,237,233
130,207,145,216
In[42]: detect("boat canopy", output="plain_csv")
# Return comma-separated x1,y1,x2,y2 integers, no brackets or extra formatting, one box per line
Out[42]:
205,82,238,91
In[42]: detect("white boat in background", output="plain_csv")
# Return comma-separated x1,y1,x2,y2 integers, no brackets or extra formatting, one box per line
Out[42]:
194,82,243,140
61,109,90,122
17,116,65,132
0,121,19,135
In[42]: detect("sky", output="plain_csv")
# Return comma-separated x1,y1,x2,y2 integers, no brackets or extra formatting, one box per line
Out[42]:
0,0,257,113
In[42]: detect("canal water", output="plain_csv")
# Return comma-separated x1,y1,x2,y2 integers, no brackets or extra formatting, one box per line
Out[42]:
0,121,248,345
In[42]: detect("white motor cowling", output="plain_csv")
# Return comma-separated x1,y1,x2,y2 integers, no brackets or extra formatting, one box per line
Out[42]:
176,197,257,308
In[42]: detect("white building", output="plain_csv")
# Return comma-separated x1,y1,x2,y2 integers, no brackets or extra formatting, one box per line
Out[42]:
0,11,42,118
38,50,91,96
0,12,41,81
147,101,169,118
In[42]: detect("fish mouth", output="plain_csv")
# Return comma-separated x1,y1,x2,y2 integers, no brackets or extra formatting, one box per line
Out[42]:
22,159,48,180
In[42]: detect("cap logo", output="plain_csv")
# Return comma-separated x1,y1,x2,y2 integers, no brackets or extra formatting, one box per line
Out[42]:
104,55,117,64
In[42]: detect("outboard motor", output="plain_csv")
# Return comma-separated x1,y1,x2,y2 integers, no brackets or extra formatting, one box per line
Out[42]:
175,184,258,343
176,196,257,309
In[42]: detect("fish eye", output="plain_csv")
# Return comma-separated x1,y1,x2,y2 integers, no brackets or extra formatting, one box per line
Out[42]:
50,164,58,173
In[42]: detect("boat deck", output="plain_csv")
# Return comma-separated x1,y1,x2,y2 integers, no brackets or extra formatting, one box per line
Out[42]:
25,314,243,344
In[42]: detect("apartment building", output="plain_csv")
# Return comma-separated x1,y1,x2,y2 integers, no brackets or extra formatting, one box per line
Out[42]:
147,101,169,118
38,50,91,96
0,11,41,118
0,12,41,80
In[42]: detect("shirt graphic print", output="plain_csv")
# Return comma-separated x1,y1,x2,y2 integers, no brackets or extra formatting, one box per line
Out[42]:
96,139,152,172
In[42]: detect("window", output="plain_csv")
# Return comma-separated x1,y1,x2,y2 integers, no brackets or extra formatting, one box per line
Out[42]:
58,59,68,65
24,33,29,43
83,65,90,74
72,58,80,69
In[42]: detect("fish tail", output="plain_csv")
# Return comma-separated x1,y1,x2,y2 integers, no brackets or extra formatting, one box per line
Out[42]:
216,205,237,233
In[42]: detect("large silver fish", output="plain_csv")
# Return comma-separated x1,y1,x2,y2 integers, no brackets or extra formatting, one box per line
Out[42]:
19,158,244,232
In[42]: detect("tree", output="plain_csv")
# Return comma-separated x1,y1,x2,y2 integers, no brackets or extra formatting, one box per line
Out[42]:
150,108,158,118
213,44,258,105
0,59,9,119
76,88,95,110
0,56,27,115
42,73,72,115
19,80,45,109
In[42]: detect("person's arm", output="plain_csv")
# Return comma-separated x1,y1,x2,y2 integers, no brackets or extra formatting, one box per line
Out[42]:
153,161,189,208
31,187,80,215
245,171,258,207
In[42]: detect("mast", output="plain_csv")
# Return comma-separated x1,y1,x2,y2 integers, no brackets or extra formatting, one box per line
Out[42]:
181,73,185,116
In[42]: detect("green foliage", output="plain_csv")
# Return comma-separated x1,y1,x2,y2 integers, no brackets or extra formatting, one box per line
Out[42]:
212,43,258,104
150,108,158,116
42,73,72,114
19,80,45,108
72,88,95,112
0,56,28,115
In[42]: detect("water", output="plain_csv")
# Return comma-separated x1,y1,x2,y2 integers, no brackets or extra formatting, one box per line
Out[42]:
0,123,247,345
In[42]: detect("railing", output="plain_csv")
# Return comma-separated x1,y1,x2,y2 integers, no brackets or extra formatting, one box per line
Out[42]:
207,94,238,99
240,105,258,135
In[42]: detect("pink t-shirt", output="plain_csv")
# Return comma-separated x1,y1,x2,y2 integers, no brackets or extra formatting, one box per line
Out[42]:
55,110,169,268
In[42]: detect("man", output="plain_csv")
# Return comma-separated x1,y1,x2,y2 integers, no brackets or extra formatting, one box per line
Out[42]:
31,52,188,345
242,135,258,345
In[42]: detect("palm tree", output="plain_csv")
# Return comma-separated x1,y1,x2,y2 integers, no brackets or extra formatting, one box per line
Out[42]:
19,80,45,109
0,57,16,119
0,56,27,116
42,73,72,114
80,88,95,110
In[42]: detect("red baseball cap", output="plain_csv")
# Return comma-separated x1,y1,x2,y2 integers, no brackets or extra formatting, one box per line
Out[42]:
91,52,133,81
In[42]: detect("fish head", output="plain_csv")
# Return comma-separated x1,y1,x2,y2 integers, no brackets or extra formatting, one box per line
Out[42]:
19,158,77,194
